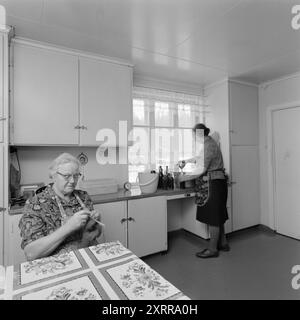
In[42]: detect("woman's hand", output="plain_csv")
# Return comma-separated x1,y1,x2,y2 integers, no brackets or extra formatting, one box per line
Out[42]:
177,160,186,169
64,210,90,232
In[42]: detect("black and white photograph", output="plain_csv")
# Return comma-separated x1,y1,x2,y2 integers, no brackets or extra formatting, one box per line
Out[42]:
0,0,300,305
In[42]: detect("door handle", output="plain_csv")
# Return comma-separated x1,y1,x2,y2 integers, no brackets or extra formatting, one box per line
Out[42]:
128,217,135,222
120,218,127,224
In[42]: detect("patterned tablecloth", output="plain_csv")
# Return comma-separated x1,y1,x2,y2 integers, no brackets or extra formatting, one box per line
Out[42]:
2,241,190,300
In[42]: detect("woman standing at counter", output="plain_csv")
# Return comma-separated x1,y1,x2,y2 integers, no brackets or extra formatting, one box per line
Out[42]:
178,123,229,258
19,153,102,261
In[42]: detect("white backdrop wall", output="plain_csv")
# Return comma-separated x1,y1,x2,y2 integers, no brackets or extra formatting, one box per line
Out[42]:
259,73,300,229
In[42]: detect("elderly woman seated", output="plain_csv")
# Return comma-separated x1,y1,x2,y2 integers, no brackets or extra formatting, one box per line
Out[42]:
19,153,102,261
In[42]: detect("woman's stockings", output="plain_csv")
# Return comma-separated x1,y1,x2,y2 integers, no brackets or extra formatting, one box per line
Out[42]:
208,225,220,252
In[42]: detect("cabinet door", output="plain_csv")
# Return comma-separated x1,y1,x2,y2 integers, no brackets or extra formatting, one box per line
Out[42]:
12,43,79,145
0,146,4,265
229,82,258,146
94,202,127,247
231,146,260,231
128,196,167,257
79,57,132,146
4,213,26,266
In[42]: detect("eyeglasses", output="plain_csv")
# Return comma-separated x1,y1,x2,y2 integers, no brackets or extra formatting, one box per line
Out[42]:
56,172,82,181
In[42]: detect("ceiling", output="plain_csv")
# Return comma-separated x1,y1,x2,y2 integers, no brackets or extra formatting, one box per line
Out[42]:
1,0,300,87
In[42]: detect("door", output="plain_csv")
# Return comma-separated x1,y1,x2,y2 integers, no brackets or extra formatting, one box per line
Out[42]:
94,202,127,247
12,43,79,145
231,146,260,231
273,107,300,239
0,146,4,265
128,196,167,257
229,82,258,146
79,57,132,146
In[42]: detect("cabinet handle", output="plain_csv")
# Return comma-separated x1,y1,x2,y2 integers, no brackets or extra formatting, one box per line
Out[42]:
185,193,191,197
0,117,6,121
81,125,88,130
128,217,135,222
0,207,6,212
74,125,81,129
120,218,127,224
229,130,235,133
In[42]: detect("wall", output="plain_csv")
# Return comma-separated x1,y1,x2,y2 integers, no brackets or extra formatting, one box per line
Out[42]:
259,73,300,229
14,146,128,188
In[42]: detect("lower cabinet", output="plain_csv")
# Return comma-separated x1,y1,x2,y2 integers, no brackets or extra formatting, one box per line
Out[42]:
95,197,168,258
128,196,168,258
4,212,26,266
94,201,127,248
231,146,260,231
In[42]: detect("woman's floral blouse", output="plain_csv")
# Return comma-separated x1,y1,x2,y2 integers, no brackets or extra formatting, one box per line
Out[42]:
18,184,94,255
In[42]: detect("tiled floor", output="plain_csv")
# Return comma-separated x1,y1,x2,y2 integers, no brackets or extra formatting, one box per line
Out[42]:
142,226,300,300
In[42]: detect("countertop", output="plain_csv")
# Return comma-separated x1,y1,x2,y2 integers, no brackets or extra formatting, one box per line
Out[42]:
9,187,195,215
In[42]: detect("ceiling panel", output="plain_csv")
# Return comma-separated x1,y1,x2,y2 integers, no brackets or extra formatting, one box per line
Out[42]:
0,0,44,22
132,47,227,87
1,0,300,86
7,15,132,61
175,0,300,72
232,50,300,84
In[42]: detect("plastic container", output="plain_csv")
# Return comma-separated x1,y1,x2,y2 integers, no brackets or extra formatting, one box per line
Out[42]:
137,172,159,194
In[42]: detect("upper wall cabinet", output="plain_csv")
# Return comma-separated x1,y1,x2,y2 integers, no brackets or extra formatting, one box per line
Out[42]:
12,43,79,145
229,82,258,146
79,58,132,146
11,40,133,146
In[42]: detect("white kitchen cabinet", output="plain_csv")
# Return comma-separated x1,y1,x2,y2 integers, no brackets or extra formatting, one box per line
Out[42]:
127,196,167,258
79,57,132,146
0,29,11,265
229,81,259,146
94,201,127,247
0,146,5,265
231,146,260,231
4,212,26,266
11,40,133,146
12,42,79,145
205,80,259,233
229,81,260,231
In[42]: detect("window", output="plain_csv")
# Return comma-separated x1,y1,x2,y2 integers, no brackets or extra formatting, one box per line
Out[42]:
128,87,210,183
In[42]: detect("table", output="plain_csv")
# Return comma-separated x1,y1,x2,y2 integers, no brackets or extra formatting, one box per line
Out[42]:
2,241,190,300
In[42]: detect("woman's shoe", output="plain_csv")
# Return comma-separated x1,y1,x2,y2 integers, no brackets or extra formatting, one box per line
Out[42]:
195,249,219,258
218,244,230,252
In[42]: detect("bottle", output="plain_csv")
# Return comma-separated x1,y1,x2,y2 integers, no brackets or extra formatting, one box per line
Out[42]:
170,172,174,189
158,166,163,189
162,167,168,190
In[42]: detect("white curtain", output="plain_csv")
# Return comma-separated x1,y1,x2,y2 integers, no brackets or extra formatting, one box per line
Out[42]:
129,87,210,183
